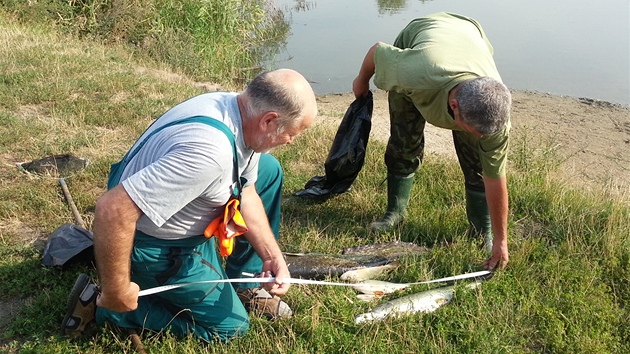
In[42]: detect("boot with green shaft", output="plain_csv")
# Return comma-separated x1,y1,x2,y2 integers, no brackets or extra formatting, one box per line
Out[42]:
465,189,493,253
369,173,414,232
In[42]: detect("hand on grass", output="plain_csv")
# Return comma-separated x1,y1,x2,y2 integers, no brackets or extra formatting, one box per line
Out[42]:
483,239,509,270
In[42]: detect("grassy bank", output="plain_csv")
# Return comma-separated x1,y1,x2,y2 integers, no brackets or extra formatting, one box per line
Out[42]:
1,6,629,354
1,0,288,86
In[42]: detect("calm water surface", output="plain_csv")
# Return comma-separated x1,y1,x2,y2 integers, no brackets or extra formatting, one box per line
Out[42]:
269,0,630,106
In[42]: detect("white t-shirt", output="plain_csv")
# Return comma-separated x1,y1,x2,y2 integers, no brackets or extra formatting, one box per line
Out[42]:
118,92,259,239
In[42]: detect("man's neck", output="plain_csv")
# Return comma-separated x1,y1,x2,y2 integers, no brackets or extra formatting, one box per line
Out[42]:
236,94,253,148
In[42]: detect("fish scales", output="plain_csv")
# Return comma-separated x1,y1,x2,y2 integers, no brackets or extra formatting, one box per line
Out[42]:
354,281,483,324
284,253,390,280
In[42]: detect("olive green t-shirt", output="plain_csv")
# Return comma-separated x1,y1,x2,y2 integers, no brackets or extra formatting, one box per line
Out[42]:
373,12,510,178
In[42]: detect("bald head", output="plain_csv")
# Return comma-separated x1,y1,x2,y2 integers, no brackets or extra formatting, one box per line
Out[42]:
241,69,317,133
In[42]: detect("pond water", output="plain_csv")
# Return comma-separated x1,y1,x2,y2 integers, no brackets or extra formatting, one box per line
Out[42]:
268,0,630,106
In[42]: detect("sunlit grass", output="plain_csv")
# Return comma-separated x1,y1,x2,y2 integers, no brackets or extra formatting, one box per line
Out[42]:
1,0,290,86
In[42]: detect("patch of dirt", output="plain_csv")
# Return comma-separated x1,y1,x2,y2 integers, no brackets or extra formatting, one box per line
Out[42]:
314,90,630,197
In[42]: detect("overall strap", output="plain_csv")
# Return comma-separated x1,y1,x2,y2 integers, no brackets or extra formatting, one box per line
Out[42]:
107,116,239,189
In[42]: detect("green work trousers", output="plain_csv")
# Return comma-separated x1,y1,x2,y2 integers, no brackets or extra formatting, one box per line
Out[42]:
96,153,283,342
386,91,485,192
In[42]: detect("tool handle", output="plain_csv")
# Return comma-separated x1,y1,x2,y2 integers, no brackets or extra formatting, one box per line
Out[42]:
59,178,86,228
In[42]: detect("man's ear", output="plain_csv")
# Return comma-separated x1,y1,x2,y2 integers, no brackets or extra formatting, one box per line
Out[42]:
449,98,459,112
259,111,279,132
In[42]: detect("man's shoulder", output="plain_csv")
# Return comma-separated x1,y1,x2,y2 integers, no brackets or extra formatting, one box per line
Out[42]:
176,91,239,111
154,92,241,132
419,12,477,24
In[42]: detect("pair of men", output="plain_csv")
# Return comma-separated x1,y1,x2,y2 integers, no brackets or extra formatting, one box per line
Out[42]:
62,11,511,342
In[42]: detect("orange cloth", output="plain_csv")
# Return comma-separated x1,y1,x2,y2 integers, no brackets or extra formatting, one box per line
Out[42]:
204,198,248,256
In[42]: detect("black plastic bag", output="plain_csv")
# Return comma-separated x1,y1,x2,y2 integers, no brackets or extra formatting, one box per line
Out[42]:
294,91,373,198
42,223,94,267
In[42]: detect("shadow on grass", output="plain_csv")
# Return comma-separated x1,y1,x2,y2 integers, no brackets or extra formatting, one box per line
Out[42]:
0,244,96,347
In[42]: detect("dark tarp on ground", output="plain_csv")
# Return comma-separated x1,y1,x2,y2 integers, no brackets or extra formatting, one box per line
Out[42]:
42,223,94,267
294,90,373,198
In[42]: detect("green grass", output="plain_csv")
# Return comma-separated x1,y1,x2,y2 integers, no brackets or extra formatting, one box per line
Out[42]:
1,6,629,354
1,0,289,86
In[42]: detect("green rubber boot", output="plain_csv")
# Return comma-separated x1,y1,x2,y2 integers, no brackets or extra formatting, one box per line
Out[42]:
466,189,493,253
369,173,414,232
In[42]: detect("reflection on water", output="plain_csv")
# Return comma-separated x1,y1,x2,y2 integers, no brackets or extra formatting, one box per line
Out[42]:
376,0,408,14
266,0,630,105
285,0,316,12
376,0,436,14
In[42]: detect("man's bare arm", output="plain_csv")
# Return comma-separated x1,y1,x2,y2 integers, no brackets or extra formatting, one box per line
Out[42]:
239,185,290,296
352,42,380,98
483,176,509,270
93,184,142,312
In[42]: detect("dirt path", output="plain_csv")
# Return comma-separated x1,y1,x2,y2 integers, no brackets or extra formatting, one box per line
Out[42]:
315,90,630,197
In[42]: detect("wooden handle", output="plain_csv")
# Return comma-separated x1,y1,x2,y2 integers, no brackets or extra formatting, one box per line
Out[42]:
59,178,86,228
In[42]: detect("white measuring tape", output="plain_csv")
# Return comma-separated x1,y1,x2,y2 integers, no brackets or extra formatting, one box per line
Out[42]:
138,270,491,297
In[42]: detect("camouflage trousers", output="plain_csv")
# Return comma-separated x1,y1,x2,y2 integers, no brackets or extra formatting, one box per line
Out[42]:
385,90,485,193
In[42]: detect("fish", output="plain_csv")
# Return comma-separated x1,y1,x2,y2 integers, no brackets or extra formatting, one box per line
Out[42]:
339,263,397,282
356,294,384,302
284,252,391,280
354,280,483,324
18,154,89,177
351,279,410,295
343,241,428,259
284,241,428,280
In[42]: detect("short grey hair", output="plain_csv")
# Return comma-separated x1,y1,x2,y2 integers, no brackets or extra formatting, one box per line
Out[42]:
456,77,511,136
242,71,306,133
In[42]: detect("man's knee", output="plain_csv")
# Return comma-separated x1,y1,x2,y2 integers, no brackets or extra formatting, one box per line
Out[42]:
256,153,283,191
207,316,250,342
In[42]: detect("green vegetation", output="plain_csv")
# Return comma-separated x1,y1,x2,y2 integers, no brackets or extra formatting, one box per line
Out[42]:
1,0,289,86
1,3,629,353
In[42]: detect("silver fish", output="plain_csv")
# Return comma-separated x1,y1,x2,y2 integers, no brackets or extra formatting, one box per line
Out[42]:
354,280,483,324
351,279,410,295
339,263,397,282
356,294,384,302
284,241,428,280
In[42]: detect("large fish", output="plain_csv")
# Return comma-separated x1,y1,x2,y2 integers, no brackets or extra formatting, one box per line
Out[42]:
18,154,89,177
354,280,484,324
351,279,410,295
285,241,428,280
339,263,398,282
284,252,392,280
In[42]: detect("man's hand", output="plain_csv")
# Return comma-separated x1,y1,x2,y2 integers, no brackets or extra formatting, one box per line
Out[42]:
96,281,140,313
482,237,509,270
260,258,291,296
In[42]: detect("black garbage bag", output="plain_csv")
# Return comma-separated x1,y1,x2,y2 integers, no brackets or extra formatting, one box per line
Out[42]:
42,223,94,267
294,90,373,198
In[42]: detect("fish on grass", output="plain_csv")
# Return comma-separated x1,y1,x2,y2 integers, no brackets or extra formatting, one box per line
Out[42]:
284,241,426,280
352,279,410,295
354,280,483,324
339,263,398,282
18,154,89,177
